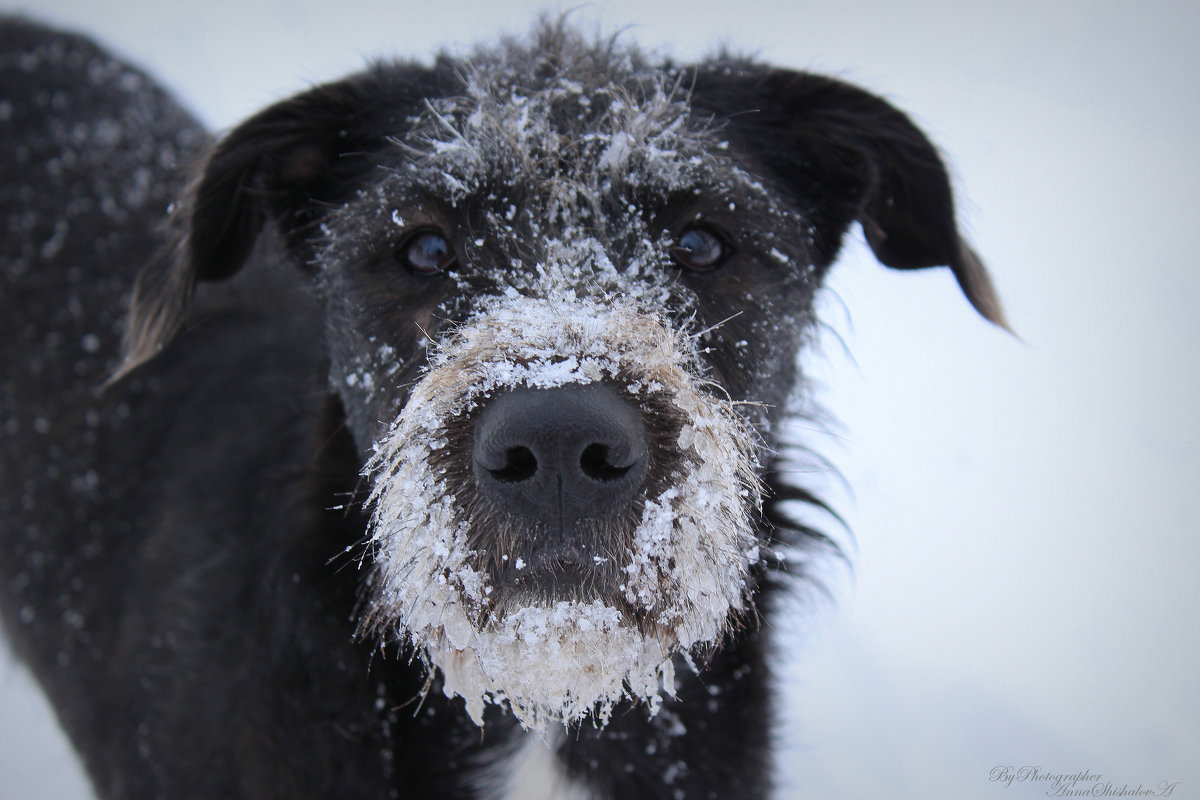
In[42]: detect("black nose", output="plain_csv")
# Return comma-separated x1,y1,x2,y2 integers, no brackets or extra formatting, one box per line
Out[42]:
471,383,648,527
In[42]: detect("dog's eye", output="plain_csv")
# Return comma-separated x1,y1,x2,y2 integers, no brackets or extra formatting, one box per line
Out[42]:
670,225,729,272
397,229,456,275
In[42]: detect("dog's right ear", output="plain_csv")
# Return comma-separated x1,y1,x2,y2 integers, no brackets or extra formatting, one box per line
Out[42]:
689,61,1009,332
116,64,440,379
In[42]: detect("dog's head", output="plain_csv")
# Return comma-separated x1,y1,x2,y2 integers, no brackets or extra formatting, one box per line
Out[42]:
122,22,1004,732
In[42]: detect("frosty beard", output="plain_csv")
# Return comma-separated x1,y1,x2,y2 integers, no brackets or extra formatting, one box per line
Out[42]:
361,293,763,733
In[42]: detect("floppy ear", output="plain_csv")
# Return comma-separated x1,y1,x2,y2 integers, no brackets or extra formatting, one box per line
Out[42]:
690,63,1008,330
116,63,442,377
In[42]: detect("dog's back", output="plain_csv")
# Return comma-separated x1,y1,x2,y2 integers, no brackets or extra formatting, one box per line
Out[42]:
1,15,200,791
0,13,200,684
1,19,530,799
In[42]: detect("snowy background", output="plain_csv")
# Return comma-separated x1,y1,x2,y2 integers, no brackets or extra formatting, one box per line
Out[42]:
2,1,1197,798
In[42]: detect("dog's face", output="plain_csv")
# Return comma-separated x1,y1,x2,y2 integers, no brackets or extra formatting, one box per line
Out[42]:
123,23,1003,733
318,40,821,730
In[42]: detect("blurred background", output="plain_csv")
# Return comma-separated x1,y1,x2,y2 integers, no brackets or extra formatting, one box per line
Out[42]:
2,1,1197,797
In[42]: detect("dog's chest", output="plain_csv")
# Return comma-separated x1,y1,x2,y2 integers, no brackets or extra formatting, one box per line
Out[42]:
474,730,595,800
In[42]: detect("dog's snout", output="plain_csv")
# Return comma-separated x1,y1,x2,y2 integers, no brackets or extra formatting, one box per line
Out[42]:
472,383,648,526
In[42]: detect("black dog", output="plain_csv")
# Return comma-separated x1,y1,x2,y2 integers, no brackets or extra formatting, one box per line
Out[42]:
1,16,1005,799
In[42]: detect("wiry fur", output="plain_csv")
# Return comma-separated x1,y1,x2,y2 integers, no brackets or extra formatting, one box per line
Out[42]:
1,15,1003,799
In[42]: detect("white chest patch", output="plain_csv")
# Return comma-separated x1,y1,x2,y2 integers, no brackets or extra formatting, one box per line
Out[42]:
475,731,596,800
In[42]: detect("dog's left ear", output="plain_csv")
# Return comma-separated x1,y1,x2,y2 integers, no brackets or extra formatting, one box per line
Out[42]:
690,63,1008,330
116,64,440,378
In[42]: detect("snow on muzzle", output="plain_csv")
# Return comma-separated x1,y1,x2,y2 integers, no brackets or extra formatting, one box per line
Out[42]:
361,294,763,732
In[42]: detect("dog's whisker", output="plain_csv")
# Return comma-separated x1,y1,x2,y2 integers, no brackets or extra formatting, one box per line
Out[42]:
690,309,744,341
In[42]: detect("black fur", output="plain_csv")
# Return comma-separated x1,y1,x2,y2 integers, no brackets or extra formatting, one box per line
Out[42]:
1,16,1001,799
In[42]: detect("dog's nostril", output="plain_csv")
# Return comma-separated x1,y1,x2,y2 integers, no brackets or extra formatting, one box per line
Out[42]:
579,443,632,483
490,446,538,483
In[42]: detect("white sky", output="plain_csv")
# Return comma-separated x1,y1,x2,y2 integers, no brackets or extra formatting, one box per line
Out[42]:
2,1,1198,798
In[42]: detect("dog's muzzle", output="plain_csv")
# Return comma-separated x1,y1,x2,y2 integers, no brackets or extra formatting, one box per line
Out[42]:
362,293,763,731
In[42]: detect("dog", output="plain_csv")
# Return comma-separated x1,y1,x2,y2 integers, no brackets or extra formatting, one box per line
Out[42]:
1,15,1006,799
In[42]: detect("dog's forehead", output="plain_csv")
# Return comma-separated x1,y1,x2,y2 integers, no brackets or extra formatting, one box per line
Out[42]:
385,39,778,219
